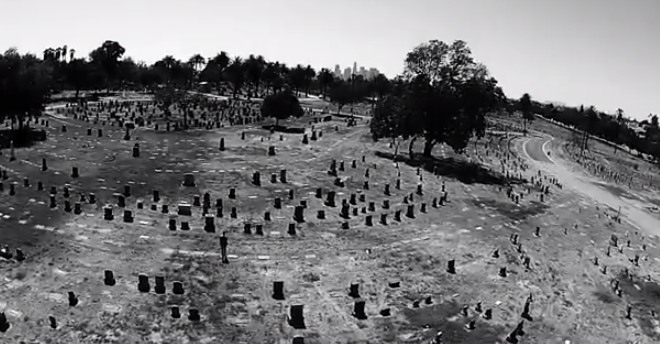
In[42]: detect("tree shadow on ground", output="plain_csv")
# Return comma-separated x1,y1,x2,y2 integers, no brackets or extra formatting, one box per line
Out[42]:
616,271,660,341
375,151,525,186
403,301,506,343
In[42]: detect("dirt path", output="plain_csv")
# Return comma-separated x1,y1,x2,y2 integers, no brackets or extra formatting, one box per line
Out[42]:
519,136,660,238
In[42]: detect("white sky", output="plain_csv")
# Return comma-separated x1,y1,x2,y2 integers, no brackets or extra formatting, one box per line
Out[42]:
1,0,659,119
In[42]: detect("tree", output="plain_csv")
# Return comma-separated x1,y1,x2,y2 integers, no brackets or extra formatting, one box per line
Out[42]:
188,54,206,73
400,39,505,157
583,105,599,151
260,87,304,126
519,93,533,134
224,57,246,98
303,65,316,96
371,80,421,158
65,58,93,99
287,65,306,96
328,81,356,114
262,61,283,96
89,40,126,89
0,50,53,132
246,54,265,97
317,68,335,99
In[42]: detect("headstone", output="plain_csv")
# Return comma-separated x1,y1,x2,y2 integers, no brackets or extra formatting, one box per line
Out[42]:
288,305,306,329
183,173,196,187
154,276,166,294
71,166,79,178
294,206,305,223
103,206,113,220
273,281,285,300
188,309,200,322
48,315,57,329
123,210,133,223
447,260,456,274
132,143,140,158
173,281,184,295
68,291,79,306
104,270,116,286
352,301,367,320
204,215,215,233
138,274,150,292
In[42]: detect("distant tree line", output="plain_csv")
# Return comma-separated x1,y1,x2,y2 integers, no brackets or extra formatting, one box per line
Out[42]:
2,39,659,163
0,40,394,129
510,94,660,160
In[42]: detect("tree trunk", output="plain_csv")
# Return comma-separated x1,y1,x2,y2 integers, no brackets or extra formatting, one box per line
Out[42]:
408,137,418,159
422,139,435,157
337,104,343,115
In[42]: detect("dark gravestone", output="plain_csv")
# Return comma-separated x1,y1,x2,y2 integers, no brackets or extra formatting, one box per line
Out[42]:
352,301,368,320
172,281,184,295
273,281,285,300
154,276,166,294
288,305,306,329
68,291,79,306
138,274,150,292
104,270,116,286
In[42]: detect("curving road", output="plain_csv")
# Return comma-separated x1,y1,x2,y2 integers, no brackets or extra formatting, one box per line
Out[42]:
520,136,660,237
523,137,553,163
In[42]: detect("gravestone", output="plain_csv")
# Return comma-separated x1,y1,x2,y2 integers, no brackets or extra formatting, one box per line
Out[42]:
104,270,116,286
154,276,166,294
68,291,79,306
288,305,306,329
138,274,150,292
173,281,185,295
353,301,367,320
273,281,285,300
183,173,196,187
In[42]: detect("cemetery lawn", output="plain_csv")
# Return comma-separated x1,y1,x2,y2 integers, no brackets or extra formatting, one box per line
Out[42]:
1,95,660,343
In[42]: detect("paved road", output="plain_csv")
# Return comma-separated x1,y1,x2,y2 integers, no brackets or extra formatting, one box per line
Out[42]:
520,136,660,237
523,137,553,163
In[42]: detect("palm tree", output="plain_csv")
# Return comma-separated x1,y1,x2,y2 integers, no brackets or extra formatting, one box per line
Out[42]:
519,93,532,134
211,51,230,71
188,54,206,73
224,57,246,99
246,54,265,98
43,48,55,61
61,45,68,62
303,65,316,96
317,68,334,99
614,108,625,154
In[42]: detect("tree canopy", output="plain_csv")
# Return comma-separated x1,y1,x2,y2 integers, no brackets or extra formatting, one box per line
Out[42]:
0,49,53,128
260,88,304,125
372,39,505,157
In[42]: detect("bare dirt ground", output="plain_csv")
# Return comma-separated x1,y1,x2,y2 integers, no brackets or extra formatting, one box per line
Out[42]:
1,101,660,344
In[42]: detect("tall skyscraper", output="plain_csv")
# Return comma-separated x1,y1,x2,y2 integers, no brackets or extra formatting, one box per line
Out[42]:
352,62,357,76
334,65,341,78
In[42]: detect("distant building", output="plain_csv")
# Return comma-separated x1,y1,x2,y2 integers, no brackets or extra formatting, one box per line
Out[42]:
367,68,380,80
353,62,357,76
334,65,341,78
343,67,352,80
